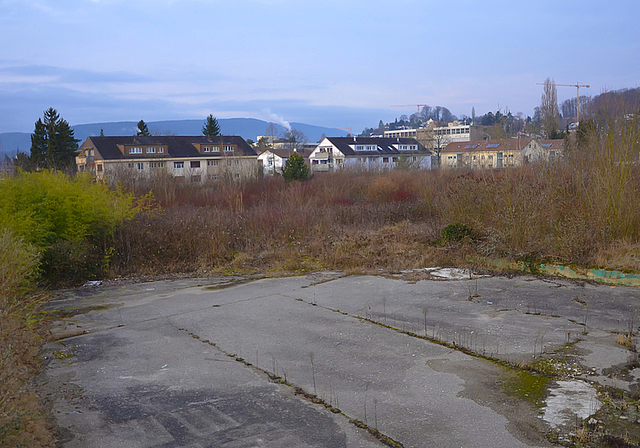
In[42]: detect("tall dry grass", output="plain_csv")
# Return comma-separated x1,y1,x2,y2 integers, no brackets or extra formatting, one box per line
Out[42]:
107,154,640,277
106,102,639,278
0,230,53,447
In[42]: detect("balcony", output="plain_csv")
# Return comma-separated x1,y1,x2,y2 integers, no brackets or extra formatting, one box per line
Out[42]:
313,163,331,172
314,152,330,160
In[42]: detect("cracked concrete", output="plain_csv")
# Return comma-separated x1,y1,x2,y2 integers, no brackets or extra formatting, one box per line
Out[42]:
41,272,640,447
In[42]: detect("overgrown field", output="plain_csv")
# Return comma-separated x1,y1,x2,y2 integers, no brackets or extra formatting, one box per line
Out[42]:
0,107,639,446
109,155,640,278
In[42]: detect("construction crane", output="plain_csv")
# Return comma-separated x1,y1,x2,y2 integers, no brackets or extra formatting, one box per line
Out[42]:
340,126,354,136
390,104,427,115
536,82,590,122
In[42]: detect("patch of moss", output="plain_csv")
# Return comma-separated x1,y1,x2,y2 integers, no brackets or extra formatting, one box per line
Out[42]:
532,358,575,376
502,369,550,407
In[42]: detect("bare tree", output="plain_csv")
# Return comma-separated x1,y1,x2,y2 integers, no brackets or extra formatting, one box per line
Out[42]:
265,123,278,146
541,78,560,138
283,129,307,150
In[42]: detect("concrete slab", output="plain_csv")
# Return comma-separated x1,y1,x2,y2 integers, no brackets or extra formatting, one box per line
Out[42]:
41,273,640,447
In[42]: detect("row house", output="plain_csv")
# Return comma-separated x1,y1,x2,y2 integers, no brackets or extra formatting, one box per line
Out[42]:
441,138,564,169
76,135,259,182
308,137,435,172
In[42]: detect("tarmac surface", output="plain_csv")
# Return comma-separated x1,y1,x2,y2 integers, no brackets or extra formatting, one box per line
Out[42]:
41,271,640,447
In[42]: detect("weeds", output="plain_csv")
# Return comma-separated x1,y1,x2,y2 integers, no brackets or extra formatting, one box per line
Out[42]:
0,231,53,447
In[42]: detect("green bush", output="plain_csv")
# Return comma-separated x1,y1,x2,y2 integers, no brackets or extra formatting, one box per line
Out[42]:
0,230,39,307
442,223,472,242
0,170,143,284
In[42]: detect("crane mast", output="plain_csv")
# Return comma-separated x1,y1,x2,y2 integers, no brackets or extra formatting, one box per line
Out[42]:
536,82,590,122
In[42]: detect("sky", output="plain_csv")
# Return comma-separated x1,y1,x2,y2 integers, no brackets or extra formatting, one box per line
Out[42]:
1,0,639,135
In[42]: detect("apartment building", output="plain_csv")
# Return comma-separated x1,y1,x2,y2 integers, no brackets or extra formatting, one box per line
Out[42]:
76,135,259,182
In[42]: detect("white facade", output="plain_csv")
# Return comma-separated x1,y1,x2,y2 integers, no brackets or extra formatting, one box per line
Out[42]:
384,128,418,139
309,137,433,172
257,150,286,176
432,124,489,143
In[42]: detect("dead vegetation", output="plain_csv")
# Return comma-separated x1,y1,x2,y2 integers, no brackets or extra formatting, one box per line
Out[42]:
106,149,640,279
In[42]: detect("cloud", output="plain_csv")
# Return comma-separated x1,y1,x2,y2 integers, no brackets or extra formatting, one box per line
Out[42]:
0,64,150,84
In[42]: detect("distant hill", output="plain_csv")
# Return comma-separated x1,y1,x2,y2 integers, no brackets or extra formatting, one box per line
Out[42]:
0,118,348,159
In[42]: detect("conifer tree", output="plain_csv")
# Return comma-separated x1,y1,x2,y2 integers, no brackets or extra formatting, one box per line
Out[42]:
281,151,309,182
202,114,221,137
29,107,79,171
137,120,151,136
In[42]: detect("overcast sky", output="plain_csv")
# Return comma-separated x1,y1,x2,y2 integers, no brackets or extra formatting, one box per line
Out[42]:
1,0,638,134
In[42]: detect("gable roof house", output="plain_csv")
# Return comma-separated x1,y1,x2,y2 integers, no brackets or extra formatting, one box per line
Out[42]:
257,147,312,176
441,138,543,169
538,139,565,162
308,137,435,172
76,135,259,182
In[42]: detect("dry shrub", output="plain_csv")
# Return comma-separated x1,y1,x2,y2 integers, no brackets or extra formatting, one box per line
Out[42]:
108,116,640,277
0,231,53,447
615,333,634,349
593,241,640,273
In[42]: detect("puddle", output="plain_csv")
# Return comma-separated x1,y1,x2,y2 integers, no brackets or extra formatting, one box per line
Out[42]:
542,380,602,428
428,268,488,280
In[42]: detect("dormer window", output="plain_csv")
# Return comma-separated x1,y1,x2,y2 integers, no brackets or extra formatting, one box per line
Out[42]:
129,147,142,154
224,145,233,152
204,146,210,152
147,147,156,153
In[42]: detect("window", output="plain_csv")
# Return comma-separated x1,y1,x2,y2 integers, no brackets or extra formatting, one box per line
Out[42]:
392,157,398,162
128,163,135,168
146,147,156,153
174,161,184,169
97,164,103,172
157,147,164,153
383,157,389,163
212,146,220,152
224,145,233,152
137,163,144,170
207,160,219,166
235,160,239,165
150,162,164,168
204,146,210,152
190,161,201,168
488,155,493,160
129,147,142,154
191,175,201,182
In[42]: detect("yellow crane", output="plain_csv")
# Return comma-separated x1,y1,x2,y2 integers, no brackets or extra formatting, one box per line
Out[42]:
390,104,427,115
340,126,354,136
536,82,590,122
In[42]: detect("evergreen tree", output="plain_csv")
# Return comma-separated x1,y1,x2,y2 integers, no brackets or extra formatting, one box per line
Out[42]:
202,114,221,137
281,152,309,182
29,107,79,171
137,120,151,136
